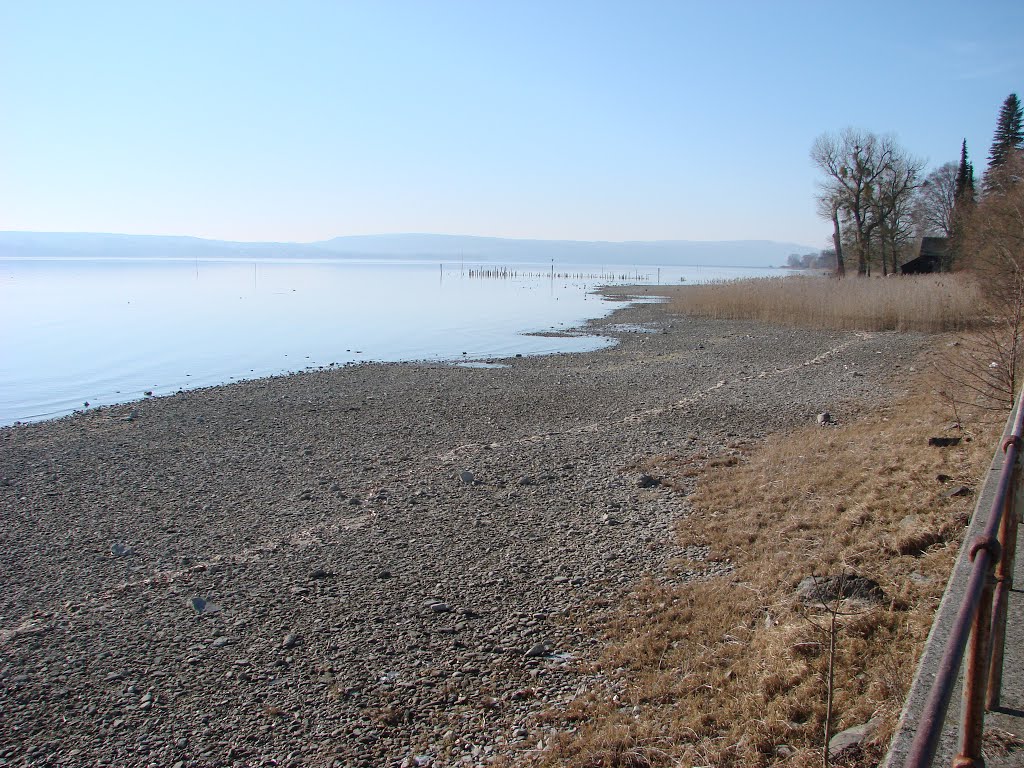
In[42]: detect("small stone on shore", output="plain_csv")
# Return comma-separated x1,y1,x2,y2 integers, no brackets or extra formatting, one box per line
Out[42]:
525,642,550,658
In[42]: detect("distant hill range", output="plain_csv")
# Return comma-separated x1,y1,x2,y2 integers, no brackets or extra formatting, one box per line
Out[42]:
0,231,817,269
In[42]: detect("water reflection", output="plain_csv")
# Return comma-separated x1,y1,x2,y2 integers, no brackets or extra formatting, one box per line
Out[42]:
0,258,772,424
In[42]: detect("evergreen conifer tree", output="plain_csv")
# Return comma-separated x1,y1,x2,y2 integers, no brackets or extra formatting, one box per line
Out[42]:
946,139,977,270
988,93,1024,168
955,139,976,204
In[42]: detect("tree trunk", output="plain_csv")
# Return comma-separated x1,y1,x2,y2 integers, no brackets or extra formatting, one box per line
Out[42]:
854,229,868,276
823,613,838,768
830,208,845,277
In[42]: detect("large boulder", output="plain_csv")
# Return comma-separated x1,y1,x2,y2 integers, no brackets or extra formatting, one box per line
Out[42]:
829,716,882,758
796,573,886,607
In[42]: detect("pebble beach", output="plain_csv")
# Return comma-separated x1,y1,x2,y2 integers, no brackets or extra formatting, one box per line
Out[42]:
0,287,927,767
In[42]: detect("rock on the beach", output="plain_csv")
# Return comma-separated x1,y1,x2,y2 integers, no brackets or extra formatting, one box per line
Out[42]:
458,469,475,485
829,716,881,757
943,485,972,498
634,473,660,488
190,597,219,615
796,573,885,606
525,642,550,658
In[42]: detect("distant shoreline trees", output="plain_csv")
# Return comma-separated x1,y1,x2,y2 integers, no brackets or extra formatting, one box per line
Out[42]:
785,251,836,270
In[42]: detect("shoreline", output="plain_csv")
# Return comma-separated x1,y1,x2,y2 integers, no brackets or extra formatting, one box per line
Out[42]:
0,288,928,767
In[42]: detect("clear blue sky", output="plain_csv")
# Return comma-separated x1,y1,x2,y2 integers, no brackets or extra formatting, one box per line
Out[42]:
1,1,1021,249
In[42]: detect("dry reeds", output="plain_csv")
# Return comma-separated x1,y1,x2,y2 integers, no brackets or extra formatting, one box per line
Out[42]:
535,352,1002,768
670,275,981,333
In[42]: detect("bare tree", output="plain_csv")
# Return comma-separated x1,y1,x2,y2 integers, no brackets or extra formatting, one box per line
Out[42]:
811,129,905,276
815,193,846,277
874,152,925,274
916,162,958,238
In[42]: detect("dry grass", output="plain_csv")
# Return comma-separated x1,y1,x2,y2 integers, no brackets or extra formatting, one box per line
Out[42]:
670,275,981,333
532,350,1004,768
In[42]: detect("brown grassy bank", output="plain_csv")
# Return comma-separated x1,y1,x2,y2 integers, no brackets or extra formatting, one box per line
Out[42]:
535,356,1001,767
670,275,980,333
528,276,1007,767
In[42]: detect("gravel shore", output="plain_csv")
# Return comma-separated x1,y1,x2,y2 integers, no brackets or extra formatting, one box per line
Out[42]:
0,287,928,767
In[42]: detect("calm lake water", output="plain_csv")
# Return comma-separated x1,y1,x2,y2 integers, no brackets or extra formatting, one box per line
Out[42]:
0,258,772,425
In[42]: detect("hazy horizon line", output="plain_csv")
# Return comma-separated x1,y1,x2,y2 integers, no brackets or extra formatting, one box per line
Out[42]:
0,229,819,248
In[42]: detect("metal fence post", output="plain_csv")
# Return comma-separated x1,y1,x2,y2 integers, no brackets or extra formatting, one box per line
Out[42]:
953,538,1000,768
988,449,1022,710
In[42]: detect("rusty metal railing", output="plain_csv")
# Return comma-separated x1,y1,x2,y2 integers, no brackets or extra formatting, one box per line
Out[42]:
905,386,1024,767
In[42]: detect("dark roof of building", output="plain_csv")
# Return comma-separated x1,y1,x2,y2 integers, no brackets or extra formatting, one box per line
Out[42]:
899,237,948,274
920,237,949,257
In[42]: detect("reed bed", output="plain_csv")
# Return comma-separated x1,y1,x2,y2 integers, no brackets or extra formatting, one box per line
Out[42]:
671,275,981,333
